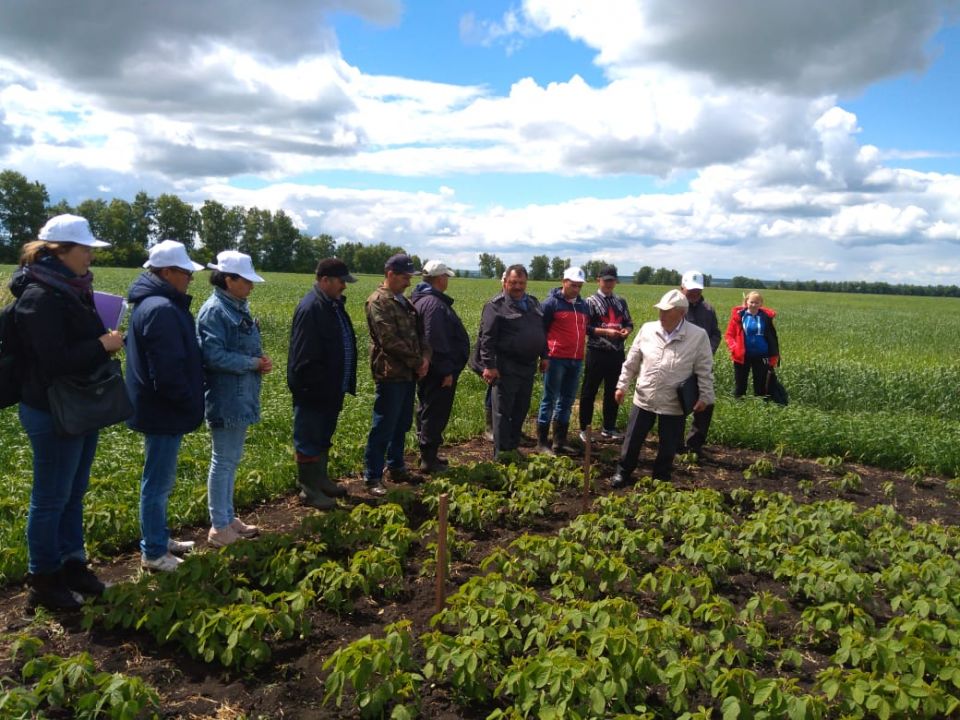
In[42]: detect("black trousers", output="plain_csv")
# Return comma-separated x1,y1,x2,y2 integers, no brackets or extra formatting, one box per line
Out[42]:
684,404,714,453
617,405,684,481
416,370,459,447
734,357,769,397
491,368,535,455
578,347,625,431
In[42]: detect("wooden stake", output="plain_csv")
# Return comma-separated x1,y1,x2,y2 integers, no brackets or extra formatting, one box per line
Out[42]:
582,428,592,502
435,493,449,613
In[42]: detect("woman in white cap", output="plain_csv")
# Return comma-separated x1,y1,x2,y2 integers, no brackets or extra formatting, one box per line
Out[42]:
197,251,272,547
9,214,123,610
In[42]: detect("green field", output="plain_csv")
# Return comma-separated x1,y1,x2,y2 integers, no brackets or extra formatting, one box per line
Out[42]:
1,266,958,582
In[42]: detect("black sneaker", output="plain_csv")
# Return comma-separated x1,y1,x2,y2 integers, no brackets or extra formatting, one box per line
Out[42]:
62,559,106,597
27,571,83,611
366,480,388,497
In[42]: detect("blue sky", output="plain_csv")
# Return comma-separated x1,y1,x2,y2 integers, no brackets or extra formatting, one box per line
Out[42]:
2,0,960,283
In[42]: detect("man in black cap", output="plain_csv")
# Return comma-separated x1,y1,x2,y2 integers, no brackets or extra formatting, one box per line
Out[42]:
287,258,358,509
578,265,633,442
363,253,431,495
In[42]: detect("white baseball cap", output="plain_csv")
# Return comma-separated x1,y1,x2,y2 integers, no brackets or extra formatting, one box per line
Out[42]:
422,259,455,278
38,214,110,248
207,250,264,282
143,240,204,272
681,270,705,290
563,266,586,283
654,288,689,310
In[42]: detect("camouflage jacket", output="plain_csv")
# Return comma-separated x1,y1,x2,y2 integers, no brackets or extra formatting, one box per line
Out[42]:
365,283,431,382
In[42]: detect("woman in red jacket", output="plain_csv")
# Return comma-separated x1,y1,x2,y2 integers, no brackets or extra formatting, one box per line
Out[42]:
724,291,780,398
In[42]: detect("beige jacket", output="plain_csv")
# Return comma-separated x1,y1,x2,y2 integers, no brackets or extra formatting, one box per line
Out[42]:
617,319,715,415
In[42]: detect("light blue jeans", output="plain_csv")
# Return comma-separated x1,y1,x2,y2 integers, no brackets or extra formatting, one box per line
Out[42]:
207,425,248,529
20,403,97,574
139,433,183,561
537,358,583,426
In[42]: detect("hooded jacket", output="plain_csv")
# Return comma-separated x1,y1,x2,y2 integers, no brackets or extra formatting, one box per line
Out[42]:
10,261,109,412
724,306,780,367
124,271,204,435
410,282,470,378
541,286,590,360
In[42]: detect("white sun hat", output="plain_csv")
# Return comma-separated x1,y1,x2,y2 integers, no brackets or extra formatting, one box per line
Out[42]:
422,259,455,277
681,270,705,290
206,250,265,282
38,214,110,247
143,240,204,272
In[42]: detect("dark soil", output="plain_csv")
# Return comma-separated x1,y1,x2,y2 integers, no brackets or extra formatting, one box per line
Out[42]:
1,432,957,719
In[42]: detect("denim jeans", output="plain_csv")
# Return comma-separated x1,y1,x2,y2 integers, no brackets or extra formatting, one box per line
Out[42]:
139,433,183,560
207,426,248,529
537,358,583,426
20,403,97,574
293,400,343,457
364,381,415,481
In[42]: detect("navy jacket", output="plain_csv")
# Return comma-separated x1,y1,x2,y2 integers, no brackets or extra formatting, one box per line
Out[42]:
410,282,470,378
287,285,357,407
124,272,204,435
10,263,109,412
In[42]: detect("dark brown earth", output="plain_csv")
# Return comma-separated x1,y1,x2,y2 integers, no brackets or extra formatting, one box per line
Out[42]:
1,432,957,719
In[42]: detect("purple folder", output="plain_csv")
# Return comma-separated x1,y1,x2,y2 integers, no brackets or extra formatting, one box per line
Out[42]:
93,291,125,330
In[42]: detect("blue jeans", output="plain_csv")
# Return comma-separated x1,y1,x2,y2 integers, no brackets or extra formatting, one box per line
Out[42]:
537,358,583,425
139,433,183,560
20,404,97,574
364,381,415,482
207,426,248,529
293,400,343,457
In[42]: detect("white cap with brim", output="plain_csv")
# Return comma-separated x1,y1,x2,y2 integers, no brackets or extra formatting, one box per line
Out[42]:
39,214,110,248
654,288,689,310
143,239,204,272
206,250,265,282
422,259,455,277
563,266,586,283
681,270,705,290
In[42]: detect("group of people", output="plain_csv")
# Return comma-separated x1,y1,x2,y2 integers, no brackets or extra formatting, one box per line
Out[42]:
8,213,780,611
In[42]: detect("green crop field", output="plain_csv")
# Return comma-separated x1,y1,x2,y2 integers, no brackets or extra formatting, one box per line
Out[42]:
1,265,959,583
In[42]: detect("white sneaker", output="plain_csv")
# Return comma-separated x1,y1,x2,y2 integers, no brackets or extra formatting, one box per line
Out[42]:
141,552,183,572
167,538,195,555
208,524,242,548
230,517,260,538
578,429,590,443
601,428,624,441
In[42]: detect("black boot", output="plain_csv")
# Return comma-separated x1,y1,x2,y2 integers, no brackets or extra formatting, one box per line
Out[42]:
315,449,347,498
535,423,554,455
62,559,106,597
419,443,448,474
297,462,337,510
483,406,494,442
609,467,634,489
28,570,83,611
552,421,578,454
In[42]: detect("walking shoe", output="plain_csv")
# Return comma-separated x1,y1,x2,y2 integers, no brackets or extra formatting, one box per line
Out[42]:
167,538,195,555
609,472,634,489
578,429,590,444
600,428,624,441
27,571,84,611
230,517,260,538
141,553,183,572
385,466,412,482
62,559,106,597
366,480,389,497
208,524,242,548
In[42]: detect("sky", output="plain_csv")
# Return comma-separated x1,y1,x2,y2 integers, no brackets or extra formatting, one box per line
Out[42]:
2,0,960,283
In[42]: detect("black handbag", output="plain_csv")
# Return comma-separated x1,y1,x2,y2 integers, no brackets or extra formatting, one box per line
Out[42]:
765,368,789,406
677,373,699,415
47,359,133,436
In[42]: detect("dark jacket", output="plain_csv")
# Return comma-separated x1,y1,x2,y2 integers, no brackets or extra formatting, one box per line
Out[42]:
685,296,721,354
584,290,633,353
10,263,110,412
410,282,470,378
124,271,204,435
287,285,357,407
541,287,589,360
470,292,547,377
725,306,780,367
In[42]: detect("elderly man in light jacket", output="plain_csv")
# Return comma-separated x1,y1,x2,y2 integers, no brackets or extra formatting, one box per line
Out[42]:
611,289,714,486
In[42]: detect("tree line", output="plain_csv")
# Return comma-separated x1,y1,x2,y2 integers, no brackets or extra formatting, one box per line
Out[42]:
732,275,960,298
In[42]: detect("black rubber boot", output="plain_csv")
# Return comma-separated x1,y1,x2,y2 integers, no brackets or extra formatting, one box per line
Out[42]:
483,406,494,442
535,422,554,455
419,443,448,474
28,570,83,611
315,449,347,498
62,559,106,597
552,421,579,454
297,462,337,510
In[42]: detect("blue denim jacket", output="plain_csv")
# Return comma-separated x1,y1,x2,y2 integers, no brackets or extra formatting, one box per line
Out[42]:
197,288,263,428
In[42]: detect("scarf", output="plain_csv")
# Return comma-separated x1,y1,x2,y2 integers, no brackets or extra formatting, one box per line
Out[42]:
24,256,95,303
